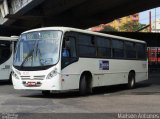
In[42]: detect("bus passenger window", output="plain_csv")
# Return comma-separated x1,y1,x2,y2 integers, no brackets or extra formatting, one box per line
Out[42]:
112,39,124,59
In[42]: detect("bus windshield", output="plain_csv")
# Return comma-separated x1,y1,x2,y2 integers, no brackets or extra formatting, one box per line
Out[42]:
13,30,62,67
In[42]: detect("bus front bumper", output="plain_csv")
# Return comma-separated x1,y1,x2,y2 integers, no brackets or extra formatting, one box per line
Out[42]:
12,76,62,91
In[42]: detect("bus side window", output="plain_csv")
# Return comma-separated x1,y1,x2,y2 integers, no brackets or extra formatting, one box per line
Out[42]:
14,41,17,53
0,41,12,65
62,37,77,68
62,37,76,58
62,38,71,57
62,48,70,57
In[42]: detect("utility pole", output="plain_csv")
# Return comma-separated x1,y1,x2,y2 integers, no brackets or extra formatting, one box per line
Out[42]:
149,11,152,32
155,8,157,32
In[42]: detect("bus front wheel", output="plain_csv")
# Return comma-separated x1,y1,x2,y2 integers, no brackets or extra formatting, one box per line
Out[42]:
8,73,12,84
42,90,51,96
128,72,135,89
79,75,87,96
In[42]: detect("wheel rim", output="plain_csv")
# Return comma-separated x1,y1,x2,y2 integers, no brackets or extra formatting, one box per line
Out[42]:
131,78,135,87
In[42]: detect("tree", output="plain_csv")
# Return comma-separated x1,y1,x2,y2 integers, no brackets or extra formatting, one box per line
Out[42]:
101,25,118,32
119,21,146,32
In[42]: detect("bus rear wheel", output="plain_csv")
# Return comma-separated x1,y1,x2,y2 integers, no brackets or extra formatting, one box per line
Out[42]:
128,72,135,89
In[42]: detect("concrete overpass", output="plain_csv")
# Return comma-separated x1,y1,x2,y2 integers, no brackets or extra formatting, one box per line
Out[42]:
0,0,160,35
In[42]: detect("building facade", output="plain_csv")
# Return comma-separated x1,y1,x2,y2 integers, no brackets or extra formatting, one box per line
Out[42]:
152,18,160,32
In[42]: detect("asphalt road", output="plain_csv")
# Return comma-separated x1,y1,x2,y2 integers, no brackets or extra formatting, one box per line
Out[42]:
0,72,160,119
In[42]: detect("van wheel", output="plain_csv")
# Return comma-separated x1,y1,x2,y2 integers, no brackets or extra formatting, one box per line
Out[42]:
42,90,51,96
128,72,135,89
79,75,87,96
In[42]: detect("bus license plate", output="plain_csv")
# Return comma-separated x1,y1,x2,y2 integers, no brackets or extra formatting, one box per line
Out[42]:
26,82,36,87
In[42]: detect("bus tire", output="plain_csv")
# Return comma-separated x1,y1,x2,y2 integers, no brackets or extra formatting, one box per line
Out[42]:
79,75,87,96
128,72,135,89
42,90,51,96
8,73,12,84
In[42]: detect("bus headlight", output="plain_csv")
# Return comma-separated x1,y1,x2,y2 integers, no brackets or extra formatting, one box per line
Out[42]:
12,71,19,79
46,68,57,79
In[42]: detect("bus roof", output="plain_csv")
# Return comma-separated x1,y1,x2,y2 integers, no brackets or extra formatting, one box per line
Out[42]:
0,36,18,41
22,27,146,44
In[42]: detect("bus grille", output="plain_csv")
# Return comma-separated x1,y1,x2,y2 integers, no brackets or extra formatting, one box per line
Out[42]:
21,75,45,80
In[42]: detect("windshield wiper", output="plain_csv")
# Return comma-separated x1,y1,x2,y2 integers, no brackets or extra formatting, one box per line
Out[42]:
20,40,39,68
20,49,34,68
35,42,44,66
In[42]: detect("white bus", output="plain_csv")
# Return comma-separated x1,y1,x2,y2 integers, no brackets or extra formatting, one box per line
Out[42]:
12,27,148,95
0,36,18,82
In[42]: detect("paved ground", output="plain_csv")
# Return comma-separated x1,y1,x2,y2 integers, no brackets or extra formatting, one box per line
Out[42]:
0,72,160,119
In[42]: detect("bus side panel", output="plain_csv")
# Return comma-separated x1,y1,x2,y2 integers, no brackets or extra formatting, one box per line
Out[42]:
0,41,14,80
61,58,99,90
61,74,80,90
61,58,148,90
99,60,148,86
